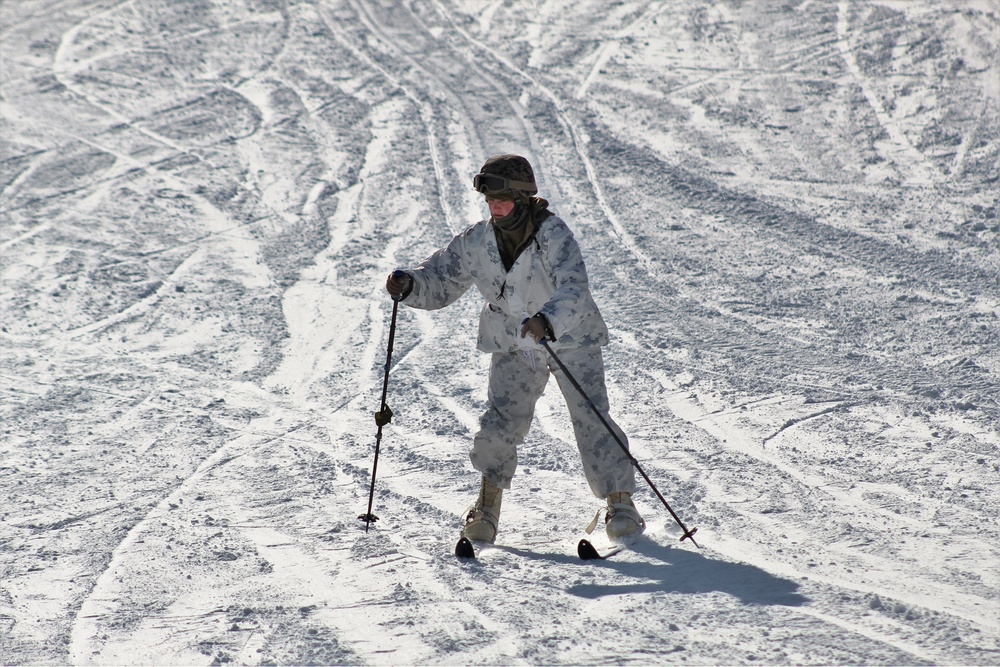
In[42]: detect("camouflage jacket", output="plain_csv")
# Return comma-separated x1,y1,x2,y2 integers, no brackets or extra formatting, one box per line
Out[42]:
402,215,610,353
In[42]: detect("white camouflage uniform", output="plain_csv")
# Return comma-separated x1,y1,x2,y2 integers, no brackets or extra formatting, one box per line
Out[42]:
400,214,636,498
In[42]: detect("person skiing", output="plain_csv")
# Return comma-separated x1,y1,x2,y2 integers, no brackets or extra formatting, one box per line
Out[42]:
385,154,643,544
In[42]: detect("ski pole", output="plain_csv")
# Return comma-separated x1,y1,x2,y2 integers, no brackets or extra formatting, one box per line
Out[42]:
539,339,700,547
360,283,402,532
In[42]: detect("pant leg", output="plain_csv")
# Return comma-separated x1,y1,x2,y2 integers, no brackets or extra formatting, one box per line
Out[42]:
549,346,636,498
470,350,550,489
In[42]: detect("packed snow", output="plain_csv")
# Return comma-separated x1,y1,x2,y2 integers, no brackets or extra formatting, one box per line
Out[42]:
2,0,999,664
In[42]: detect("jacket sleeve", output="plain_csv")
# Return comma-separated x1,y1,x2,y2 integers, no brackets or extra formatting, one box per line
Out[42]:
536,219,602,342
403,225,476,310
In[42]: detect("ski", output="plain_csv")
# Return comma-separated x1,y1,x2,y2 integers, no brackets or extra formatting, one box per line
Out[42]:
455,535,626,561
577,538,624,560
455,536,476,559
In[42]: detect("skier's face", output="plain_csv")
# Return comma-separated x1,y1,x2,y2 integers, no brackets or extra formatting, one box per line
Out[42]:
486,196,515,219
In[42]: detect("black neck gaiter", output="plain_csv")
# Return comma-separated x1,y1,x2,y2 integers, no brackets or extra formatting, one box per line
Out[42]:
492,199,546,271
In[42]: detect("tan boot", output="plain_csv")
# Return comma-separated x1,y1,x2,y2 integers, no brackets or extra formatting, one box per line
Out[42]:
605,491,645,540
462,477,503,544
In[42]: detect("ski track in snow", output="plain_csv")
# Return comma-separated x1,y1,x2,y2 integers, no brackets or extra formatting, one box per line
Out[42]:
2,0,999,665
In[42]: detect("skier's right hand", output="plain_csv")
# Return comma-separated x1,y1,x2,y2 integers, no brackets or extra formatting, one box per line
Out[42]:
386,270,413,299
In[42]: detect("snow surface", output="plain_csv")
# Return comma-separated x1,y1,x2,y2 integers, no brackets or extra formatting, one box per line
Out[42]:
2,0,999,664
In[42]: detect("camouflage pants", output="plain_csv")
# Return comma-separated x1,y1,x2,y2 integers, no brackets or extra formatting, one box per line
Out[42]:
470,347,636,499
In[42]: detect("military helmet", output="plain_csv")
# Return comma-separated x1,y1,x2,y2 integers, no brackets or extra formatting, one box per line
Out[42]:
473,154,537,198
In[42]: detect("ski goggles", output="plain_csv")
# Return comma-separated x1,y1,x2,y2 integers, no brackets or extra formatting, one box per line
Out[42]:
473,172,537,195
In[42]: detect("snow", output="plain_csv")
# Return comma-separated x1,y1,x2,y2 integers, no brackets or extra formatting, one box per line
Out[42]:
2,0,999,665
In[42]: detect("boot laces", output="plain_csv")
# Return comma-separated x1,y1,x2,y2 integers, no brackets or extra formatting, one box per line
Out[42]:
467,479,501,524
479,484,501,509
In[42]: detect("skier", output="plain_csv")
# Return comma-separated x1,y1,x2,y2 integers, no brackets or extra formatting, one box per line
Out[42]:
385,154,643,544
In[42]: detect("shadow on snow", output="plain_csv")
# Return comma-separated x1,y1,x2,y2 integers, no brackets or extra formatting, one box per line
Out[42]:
494,536,808,607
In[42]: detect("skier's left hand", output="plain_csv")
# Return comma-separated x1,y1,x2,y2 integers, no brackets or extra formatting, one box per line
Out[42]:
520,314,552,344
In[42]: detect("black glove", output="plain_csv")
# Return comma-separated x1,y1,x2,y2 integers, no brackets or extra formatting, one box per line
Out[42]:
520,314,554,343
386,270,413,299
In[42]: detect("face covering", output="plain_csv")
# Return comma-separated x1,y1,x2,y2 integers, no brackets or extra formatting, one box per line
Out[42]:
492,200,531,233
